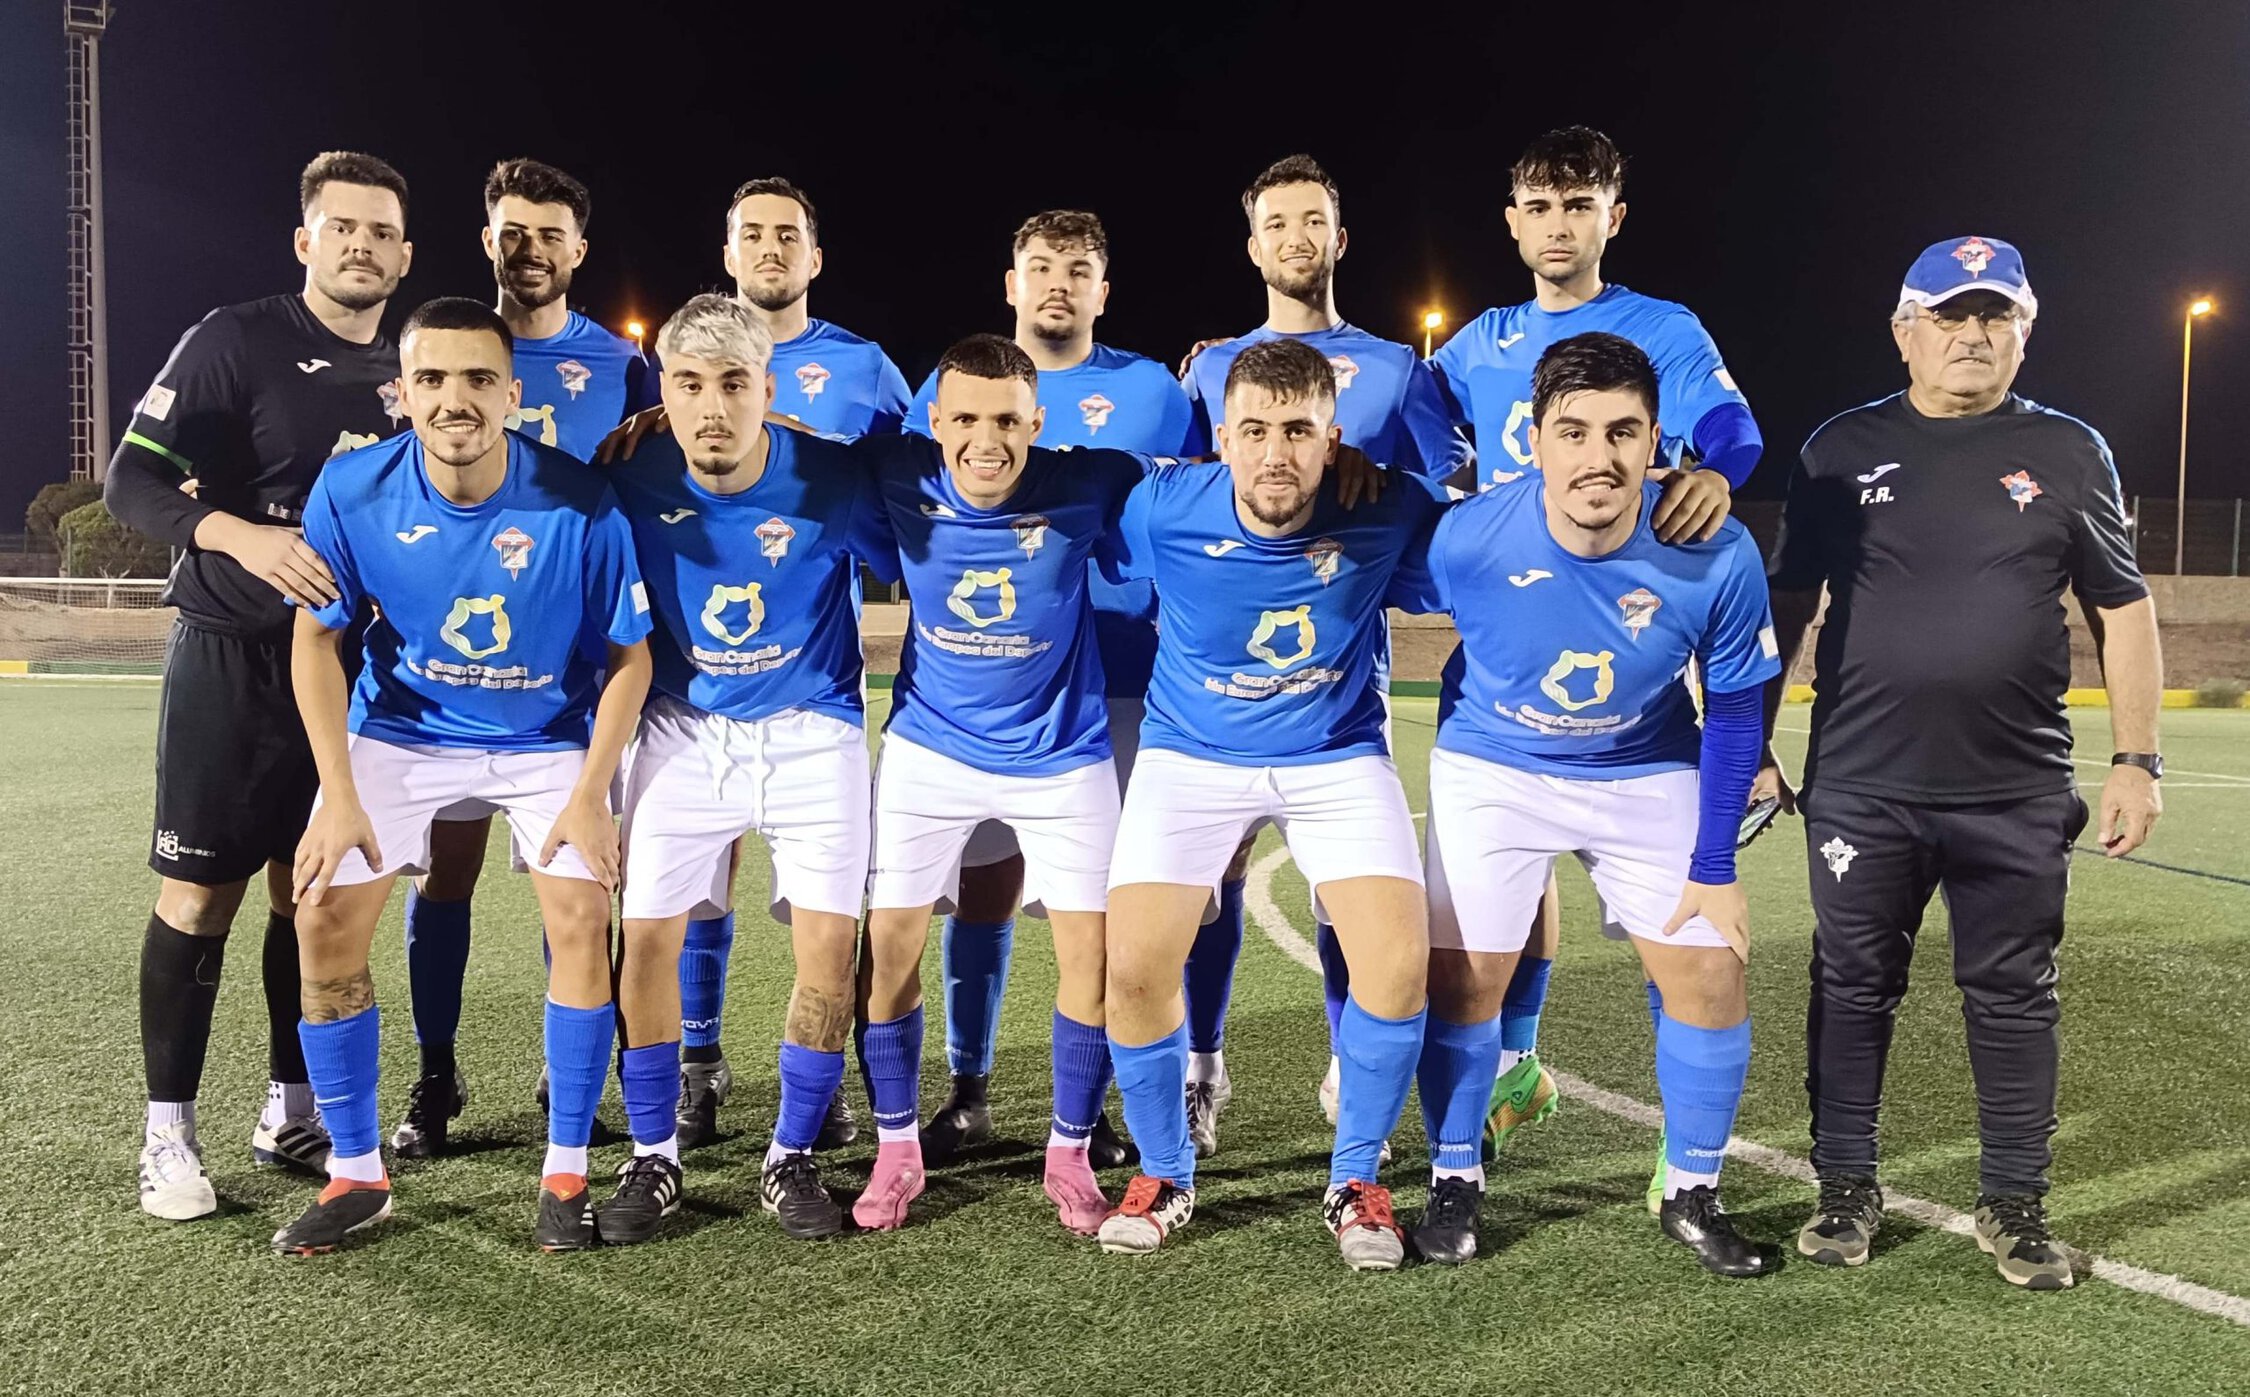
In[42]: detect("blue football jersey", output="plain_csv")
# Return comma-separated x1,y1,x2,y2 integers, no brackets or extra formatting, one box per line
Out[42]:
1391,478,1780,776
607,427,897,726
1182,322,1470,480
862,435,1144,776
301,433,652,752
909,343,1194,699
766,318,912,438
1432,286,1748,490
1109,463,1446,766
508,310,657,462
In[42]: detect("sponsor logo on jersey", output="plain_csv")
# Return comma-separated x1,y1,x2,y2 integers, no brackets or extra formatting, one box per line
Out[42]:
1617,587,1663,640
491,526,535,578
140,384,176,421
395,524,438,544
329,429,381,458
440,594,512,659
1507,568,1551,587
1820,836,1859,880
1326,354,1361,391
1489,469,1526,487
1501,399,1536,467
556,359,591,398
1247,605,1317,669
1539,649,1616,712
945,567,1016,628
1012,514,1051,558
508,404,558,446
1951,237,1996,275
756,517,797,565
1078,393,1116,431
297,358,331,374
377,382,403,421
796,363,831,399
659,508,698,524
2000,470,2043,511
700,582,766,644
1203,539,1245,558
1304,538,1343,585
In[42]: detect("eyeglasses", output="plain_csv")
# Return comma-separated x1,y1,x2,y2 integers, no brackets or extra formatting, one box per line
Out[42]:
1917,305,2025,334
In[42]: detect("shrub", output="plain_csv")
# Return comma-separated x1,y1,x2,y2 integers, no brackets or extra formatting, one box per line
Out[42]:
57,500,169,578
25,479,103,549
2192,678,2247,709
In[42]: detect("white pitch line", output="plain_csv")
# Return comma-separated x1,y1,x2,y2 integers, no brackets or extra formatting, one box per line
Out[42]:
1771,719,2250,786
1240,845,2250,1329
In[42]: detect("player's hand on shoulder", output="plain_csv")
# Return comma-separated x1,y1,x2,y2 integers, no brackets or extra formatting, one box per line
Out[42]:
222,518,339,609
1664,879,1749,964
1332,445,1388,511
294,797,381,906
1650,465,1732,544
595,404,671,464
1176,337,1226,380
543,794,621,889
2097,763,2161,858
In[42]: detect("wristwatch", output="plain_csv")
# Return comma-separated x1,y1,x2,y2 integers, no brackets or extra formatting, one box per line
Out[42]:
2111,752,2164,780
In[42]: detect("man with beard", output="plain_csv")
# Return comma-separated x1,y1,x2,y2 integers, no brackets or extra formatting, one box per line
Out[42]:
904,210,1191,1164
277,297,652,1255
105,151,413,1221
391,158,656,1160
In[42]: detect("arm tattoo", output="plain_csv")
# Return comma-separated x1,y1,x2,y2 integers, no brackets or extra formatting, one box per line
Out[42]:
300,968,375,1023
784,983,854,1053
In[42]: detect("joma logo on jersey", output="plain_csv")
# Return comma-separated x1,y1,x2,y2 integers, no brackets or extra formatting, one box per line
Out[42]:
491,526,535,578
1078,394,1116,431
556,359,591,398
440,595,512,659
796,363,831,399
1247,605,1317,670
1304,538,1343,585
946,567,1017,629
1326,355,1361,391
1012,515,1051,558
756,517,796,565
1617,587,1662,640
700,582,766,645
1540,649,1616,712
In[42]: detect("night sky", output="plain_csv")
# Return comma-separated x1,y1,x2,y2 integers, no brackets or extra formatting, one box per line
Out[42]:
2,1,2245,531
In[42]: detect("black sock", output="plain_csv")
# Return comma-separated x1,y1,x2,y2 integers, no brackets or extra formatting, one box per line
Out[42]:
263,910,309,1084
141,914,227,1103
952,1070,989,1105
683,1043,724,1066
420,1039,458,1081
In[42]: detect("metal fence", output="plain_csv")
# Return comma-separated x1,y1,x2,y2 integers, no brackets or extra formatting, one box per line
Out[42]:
1731,497,2247,576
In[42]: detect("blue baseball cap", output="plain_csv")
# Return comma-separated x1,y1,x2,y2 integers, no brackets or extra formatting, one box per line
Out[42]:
1898,236,2038,318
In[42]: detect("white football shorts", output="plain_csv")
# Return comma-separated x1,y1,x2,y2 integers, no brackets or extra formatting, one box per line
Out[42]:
959,697,1143,871
313,735,595,887
1425,746,1729,953
869,733,1119,916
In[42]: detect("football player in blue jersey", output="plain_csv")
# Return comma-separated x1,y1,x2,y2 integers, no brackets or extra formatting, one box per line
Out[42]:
854,334,1149,1237
1097,339,1443,1271
1392,332,1779,1275
906,210,1192,1166
1430,126,1758,1166
274,298,653,1255
1173,155,1472,1154
602,296,898,1242
392,158,663,1161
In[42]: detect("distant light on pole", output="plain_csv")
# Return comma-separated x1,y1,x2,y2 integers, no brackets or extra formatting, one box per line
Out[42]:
1421,308,1444,360
2177,297,2214,575
626,319,646,352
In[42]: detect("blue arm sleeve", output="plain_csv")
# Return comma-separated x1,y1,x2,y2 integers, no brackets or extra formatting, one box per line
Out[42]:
1688,402,1764,490
1690,685,1764,884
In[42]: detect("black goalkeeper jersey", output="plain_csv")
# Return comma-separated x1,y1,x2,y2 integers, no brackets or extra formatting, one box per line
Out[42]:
104,294,403,637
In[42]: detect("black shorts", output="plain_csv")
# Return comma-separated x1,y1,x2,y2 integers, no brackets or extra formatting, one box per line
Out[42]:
149,620,318,885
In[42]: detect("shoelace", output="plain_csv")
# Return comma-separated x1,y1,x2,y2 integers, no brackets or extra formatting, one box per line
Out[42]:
1119,1175,1167,1216
1674,1184,1730,1227
1426,1178,1479,1228
1816,1178,1879,1223
1983,1195,2052,1246
1326,1182,1398,1232
146,1136,201,1182
770,1155,823,1199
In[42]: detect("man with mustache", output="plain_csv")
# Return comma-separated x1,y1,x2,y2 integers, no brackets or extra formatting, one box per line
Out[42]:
904,210,1192,1165
394,157,658,1160
1762,238,2161,1289
104,151,413,1221
1391,332,1779,1275
277,297,652,1255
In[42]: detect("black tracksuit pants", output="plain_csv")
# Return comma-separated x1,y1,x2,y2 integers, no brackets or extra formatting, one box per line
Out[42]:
1800,784,2089,1196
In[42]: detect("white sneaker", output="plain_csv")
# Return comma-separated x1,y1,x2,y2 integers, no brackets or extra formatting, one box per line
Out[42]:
1318,1055,1340,1124
1097,1176,1196,1255
1323,1181,1406,1272
139,1123,217,1221
251,1113,333,1175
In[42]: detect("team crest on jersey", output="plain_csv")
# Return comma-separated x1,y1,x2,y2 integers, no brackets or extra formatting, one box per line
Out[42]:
556,359,592,398
1617,587,1663,640
700,582,766,645
1539,649,1616,712
796,363,831,399
1078,393,1116,431
756,517,797,565
1327,354,1360,391
1304,538,1343,586
1012,514,1051,558
328,429,381,459
508,404,559,446
377,381,403,421
1951,237,1996,275
1820,836,1859,881
946,567,1017,629
1247,605,1317,670
490,526,535,578
2000,470,2043,511
440,594,513,659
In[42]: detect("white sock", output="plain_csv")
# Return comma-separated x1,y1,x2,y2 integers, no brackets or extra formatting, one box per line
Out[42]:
1432,1163,1485,1188
147,1100,195,1142
279,1081,315,1119
1048,1129,1092,1151
634,1134,681,1164
764,1139,804,1170
1663,1163,1722,1200
328,1148,384,1183
543,1143,590,1178
875,1124,918,1145
1497,1048,1526,1079
1188,1050,1226,1085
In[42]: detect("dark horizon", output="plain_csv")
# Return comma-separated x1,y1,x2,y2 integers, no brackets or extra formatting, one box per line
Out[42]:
3,0,2246,534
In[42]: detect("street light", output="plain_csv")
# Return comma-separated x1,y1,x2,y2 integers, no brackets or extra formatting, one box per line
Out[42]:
2177,297,2215,575
1421,308,1444,360
626,318,646,353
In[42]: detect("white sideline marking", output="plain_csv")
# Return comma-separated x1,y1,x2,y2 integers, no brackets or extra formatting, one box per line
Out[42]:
1241,845,2250,1329
1772,719,2250,786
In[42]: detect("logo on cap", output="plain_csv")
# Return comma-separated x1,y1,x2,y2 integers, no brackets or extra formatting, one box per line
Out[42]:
1952,238,1996,276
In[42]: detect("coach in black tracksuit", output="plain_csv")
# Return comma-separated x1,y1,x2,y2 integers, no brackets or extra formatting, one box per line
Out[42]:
1759,237,2163,1291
